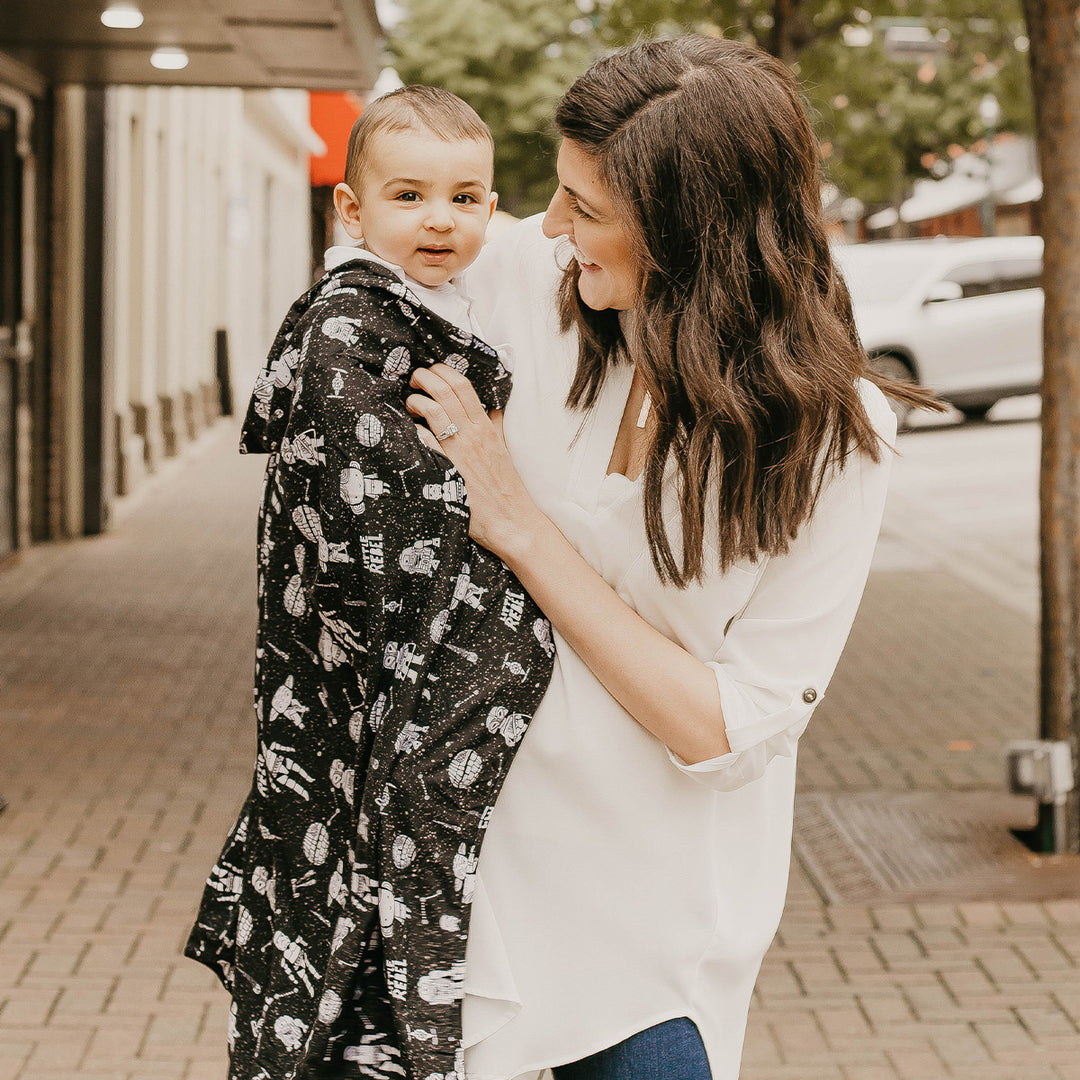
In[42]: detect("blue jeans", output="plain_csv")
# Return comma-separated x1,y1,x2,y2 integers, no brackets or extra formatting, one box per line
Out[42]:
551,1017,712,1080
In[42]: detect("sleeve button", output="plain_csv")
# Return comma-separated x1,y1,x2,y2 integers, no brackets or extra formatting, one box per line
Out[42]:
802,688,818,704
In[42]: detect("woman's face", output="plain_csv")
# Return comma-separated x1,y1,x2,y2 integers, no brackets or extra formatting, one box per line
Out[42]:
542,139,639,311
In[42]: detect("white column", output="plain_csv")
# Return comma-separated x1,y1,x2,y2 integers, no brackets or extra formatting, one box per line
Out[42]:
103,85,148,495
134,86,164,469
158,86,185,456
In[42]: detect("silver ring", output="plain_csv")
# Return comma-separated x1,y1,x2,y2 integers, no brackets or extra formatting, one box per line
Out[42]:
434,421,459,442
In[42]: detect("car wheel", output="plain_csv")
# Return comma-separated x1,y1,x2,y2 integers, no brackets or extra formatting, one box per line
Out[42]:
869,352,915,430
957,403,993,422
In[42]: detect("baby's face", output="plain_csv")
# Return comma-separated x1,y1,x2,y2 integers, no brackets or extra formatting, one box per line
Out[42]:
353,128,496,287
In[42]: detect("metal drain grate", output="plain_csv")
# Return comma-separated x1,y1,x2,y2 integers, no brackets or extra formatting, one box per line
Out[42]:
792,791,1080,903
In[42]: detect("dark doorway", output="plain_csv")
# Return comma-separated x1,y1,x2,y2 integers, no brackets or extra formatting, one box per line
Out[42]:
0,101,21,560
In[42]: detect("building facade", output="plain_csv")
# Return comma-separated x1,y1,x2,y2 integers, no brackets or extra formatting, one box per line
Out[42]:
0,1,382,560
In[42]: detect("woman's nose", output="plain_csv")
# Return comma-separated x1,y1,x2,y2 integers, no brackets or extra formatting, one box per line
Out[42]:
542,189,571,238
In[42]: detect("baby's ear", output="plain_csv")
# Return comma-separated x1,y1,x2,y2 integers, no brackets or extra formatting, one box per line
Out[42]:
487,191,499,220
333,183,365,240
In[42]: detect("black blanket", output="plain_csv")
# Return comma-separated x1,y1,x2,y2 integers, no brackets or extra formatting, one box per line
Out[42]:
185,261,554,1080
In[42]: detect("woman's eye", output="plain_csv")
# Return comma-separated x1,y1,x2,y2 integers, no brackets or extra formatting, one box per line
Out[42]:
567,194,593,221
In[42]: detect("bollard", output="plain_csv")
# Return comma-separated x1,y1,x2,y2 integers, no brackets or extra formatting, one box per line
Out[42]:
1006,739,1075,853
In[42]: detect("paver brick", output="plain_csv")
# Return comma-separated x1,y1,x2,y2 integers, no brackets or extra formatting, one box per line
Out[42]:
839,1065,898,1080
824,907,875,932
817,1005,873,1045
929,1022,997,1066
832,942,885,976
126,1064,187,1080
977,948,1038,984
185,1062,231,1080
1045,900,1080,924
1016,940,1076,972
1015,1004,1080,1038
1003,902,1058,927
79,1016,149,1067
743,1068,843,1080
0,1040,33,1080
858,994,916,1029
770,1013,830,1059
740,1021,782,1067
25,944,87,979
958,902,1009,928
869,906,919,932
872,933,927,968
996,1045,1080,1065
25,1027,93,1068
948,1067,1059,1080
105,977,166,1017
0,987,61,1027
900,981,954,1020
143,1010,201,1048
1051,933,1080,965
912,903,962,928
753,963,806,1001
884,1047,950,1080
791,956,848,991
940,965,997,998
52,982,114,1019
976,1020,1038,1052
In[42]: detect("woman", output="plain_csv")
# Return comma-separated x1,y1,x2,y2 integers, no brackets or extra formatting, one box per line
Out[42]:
407,35,921,1080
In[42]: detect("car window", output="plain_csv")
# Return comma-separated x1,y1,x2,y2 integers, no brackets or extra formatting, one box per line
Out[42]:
939,257,1043,300
992,258,1042,294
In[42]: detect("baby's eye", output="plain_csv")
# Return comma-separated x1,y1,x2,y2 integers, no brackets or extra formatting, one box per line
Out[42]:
395,191,421,203
453,192,479,205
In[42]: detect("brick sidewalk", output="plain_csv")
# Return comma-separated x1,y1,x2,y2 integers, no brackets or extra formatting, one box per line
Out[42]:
744,565,1080,1080
0,421,257,1080
1,419,1078,1080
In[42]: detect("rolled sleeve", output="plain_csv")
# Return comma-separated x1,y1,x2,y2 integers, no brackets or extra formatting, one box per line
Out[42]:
666,715,811,793
667,386,896,790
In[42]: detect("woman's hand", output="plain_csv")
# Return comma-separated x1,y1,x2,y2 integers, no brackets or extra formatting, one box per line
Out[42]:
406,364,544,560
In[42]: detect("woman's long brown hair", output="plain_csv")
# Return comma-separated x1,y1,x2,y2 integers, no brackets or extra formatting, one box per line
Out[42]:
556,35,931,587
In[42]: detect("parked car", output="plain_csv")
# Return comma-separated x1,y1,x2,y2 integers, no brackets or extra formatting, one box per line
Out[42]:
832,235,1043,425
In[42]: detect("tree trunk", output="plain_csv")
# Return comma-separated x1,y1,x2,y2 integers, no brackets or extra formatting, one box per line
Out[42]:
1023,0,1080,853
768,0,800,65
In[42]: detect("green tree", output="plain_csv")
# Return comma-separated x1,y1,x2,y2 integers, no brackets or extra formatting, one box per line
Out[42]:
389,0,595,216
595,1,1033,207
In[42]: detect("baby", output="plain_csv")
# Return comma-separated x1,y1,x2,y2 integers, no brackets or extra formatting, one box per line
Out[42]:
186,87,554,1080
327,85,498,331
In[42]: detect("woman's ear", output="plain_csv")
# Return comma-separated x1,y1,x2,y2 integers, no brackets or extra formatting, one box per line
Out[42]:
333,183,364,241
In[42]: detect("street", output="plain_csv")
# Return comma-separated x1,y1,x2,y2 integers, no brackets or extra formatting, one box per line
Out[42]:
881,395,1041,621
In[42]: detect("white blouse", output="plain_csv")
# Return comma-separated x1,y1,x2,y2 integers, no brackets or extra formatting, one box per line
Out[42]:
459,216,896,1080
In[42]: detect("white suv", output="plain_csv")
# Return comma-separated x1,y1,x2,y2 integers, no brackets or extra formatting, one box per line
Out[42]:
832,235,1043,424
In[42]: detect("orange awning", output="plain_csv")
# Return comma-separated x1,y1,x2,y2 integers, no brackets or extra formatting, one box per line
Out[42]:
310,90,366,188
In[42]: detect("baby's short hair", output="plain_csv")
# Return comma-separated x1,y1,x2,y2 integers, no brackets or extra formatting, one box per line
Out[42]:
344,85,493,192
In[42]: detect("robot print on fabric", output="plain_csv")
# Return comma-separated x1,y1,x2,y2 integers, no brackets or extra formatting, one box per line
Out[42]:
184,261,555,1080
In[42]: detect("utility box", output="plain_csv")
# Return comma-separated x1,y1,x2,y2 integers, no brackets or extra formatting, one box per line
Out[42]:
1006,739,1074,803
